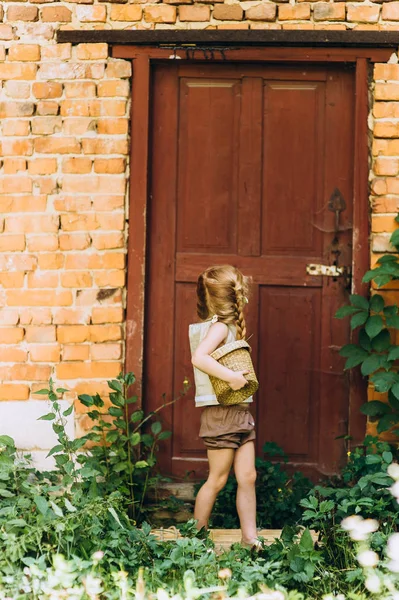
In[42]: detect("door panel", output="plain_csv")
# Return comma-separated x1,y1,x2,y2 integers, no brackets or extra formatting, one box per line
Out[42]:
145,62,355,478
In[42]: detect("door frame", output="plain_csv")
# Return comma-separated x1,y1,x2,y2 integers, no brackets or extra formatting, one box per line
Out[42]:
113,44,392,448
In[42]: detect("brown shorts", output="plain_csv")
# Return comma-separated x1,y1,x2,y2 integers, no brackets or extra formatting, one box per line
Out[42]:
199,404,256,450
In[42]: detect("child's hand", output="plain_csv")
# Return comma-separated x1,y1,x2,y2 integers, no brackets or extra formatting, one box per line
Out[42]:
228,370,249,390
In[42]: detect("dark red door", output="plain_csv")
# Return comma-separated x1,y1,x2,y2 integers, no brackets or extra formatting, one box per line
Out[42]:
145,62,355,479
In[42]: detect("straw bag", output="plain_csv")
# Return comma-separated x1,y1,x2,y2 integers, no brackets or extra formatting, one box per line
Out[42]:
209,339,259,406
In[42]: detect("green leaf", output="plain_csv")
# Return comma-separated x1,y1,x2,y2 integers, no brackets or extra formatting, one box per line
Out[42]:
390,228,399,248
374,275,393,288
46,445,64,458
372,329,391,352
34,389,50,396
56,388,69,394
135,460,148,469
388,347,399,362
126,396,138,405
388,390,399,410
387,315,399,329
365,315,384,339
361,354,384,376
50,501,64,518
384,305,399,317
34,496,49,516
38,413,56,421
64,498,77,513
370,294,385,313
108,506,125,529
391,382,399,399
335,305,363,319
299,529,314,551
377,413,399,434
106,430,119,443
351,311,368,330
78,394,94,407
350,294,370,310
130,432,141,446
113,461,128,473
151,421,162,436
141,434,153,447
131,410,144,423
365,454,381,464
108,380,123,393
362,270,376,283
383,451,393,464
0,489,14,498
360,400,391,417
359,329,372,352
109,406,123,417
63,404,73,417
159,430,172,440
372,371,398,393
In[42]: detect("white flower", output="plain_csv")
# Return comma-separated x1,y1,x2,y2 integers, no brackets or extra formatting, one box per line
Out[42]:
390,481,399,500
157,589,170,600
365,575,381,594
341,515,378,540
388,560,399,573
388,463,399,481
357,550,379,567
387,533,399,562
92,551,104,561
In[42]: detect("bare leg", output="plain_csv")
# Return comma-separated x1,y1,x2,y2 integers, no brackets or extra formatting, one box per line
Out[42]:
234,441,258,545
194,448,235,530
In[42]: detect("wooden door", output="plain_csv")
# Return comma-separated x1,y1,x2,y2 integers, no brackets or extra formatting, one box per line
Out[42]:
145,62,355,479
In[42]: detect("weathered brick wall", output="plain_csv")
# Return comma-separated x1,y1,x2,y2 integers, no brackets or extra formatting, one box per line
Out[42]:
0,0,398,463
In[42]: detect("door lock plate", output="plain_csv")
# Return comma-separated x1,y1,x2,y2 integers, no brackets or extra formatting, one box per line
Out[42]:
306,263,346,277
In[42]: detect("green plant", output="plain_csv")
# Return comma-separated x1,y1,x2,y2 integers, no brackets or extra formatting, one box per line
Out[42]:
197,442,313,529
335,214,399,436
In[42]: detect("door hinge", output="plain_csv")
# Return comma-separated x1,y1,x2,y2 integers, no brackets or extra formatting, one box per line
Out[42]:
306,264,349,277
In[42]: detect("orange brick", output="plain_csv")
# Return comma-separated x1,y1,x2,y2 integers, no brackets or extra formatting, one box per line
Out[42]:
245,4,276,20
375,83,399,101
374,157,399,176
5,364,52,381
56,361,121,380
179,5,209,20
41,44,71,61
62,118,96,136
7,291,72,307
57,325,90,343
4,81,31,99
144,5,176,22
53,309,90,325
76,5,107,21
76,289,122,306
0,273,25,288
0,25,13,41
62,175,126,194
32,82,63,99
0,347,27,362
374,121,399,138
89,99,126,117
382,2,399,20
2,120,30,136
313,3,346,20
64,81,96,98
371,215,399,233
0,384,29,401
63,345,90,361
76,43,108,60
7,6,39,21
90,233,124,250
90,343,122,360
89,325,122,342
279,4,310,19
0,328,25,344
60,214,99,232
5,215,59,234
0,254,36,271
3,159,27,175
96,213,125,231
27,271,59,288
32,116,61,134
60,100,90,117
347,4,380,22
62,157,92,174
41,6,72,22
0,178,32,194
8,44,40,62
92,196,124,211
96,118,128,135
59,233,91,251
19,309,52,326
97,80,129,98
2,138,33,156
91,307,124,324
1,311,19,326
54,196,92,212
0,64,37,80
65,253,125,270
0,102,34,118
94,270,125,287
105,62,131,78
28,158,57,175
372,139,399,156
30,344,61,362
34,137,80,154
26,235,59,252
111,5,143,20
213,4,242,20
0,235,25,252
37,101,59,116
0,195,47,213
35,178,57,196
61,272,93,288
374,64,399,81
371,178,387,196
81,138,128,155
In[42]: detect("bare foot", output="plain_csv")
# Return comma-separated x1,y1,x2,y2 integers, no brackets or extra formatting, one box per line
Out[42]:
241,538,263,551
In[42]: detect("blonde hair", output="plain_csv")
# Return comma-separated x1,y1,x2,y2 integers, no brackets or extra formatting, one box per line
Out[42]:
196,265,249,340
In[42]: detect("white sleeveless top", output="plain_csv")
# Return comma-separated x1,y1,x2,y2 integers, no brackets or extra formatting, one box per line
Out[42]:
188,319,253,408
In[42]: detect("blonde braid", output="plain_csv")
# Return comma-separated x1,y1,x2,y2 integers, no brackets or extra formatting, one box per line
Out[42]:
233,285,247,340
196,273,210,320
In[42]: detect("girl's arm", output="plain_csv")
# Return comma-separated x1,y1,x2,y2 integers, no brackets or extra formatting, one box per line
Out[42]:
191,323,248,391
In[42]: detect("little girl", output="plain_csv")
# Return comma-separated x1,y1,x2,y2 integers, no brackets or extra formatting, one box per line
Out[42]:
189,265,259,549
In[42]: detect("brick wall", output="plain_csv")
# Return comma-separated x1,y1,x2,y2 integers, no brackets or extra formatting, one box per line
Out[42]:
0,0,398,463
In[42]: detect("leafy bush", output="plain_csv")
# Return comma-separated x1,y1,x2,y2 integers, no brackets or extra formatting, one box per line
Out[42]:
197,442,314,529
